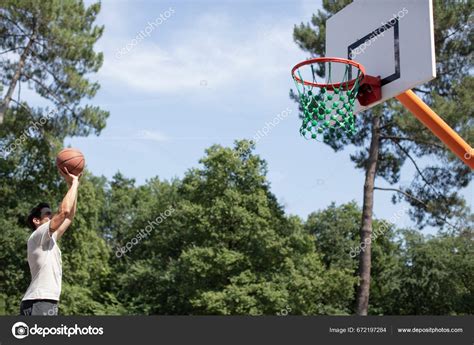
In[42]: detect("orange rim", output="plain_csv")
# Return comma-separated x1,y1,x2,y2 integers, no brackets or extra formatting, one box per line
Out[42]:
291,57,366,90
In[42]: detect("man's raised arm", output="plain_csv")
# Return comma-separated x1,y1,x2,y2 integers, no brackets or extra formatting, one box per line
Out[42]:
50,168,80,238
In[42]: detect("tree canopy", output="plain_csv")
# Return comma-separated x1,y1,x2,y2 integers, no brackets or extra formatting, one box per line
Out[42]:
1,140,472,315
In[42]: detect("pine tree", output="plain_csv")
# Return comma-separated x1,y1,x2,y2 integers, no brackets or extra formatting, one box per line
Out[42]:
0,0,108,130
292,0,473,314
0,0,114,314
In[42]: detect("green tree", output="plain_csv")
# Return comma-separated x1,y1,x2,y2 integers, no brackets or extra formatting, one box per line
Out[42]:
0,0,108,207
305,202,360,271
305,202,403,315
396,229,474,315
0,0,115,315
292,0,473,314
100,173,140,246
0,0,109,223
0,0,108,128
117,141,355,315
0,218,30,314
59,173,125,315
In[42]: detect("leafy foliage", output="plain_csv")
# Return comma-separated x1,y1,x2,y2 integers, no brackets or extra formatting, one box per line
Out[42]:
115,142,355,315
0,140,472,315
0,0,471,317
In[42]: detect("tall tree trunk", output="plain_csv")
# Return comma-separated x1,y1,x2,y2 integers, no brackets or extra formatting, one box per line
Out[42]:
355,111,381,315
0,33,36,124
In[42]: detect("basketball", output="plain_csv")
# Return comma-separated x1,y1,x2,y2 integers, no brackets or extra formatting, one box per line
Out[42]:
56,148,85,176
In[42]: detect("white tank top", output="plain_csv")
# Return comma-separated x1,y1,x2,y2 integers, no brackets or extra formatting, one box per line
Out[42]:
22,221,62,301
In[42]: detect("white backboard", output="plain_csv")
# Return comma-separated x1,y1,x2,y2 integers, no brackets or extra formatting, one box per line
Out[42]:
326,0,436,112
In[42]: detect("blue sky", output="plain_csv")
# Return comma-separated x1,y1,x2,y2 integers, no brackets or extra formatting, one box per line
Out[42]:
60,0,471,233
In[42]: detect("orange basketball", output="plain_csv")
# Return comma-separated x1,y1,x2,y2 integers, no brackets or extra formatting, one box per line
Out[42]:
56,148,85,176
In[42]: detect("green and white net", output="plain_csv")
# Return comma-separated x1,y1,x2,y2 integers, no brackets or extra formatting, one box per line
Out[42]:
293,61,362,141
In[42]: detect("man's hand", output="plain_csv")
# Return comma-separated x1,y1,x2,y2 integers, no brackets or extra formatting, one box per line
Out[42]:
59,167,81,186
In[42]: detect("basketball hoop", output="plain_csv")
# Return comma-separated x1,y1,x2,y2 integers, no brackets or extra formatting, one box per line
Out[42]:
291,57,380,141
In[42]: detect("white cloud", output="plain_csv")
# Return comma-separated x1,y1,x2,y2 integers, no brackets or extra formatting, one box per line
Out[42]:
97,6,304,94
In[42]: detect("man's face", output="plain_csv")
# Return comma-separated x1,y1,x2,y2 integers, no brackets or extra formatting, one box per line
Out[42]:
33,207,52,229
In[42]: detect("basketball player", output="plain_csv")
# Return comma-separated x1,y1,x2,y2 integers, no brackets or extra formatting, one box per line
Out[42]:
19,168,80,316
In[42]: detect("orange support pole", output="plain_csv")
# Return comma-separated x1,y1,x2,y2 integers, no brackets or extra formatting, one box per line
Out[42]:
396,90,474,169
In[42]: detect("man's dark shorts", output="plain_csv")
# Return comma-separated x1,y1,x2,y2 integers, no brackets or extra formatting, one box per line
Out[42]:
19,299,58,316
